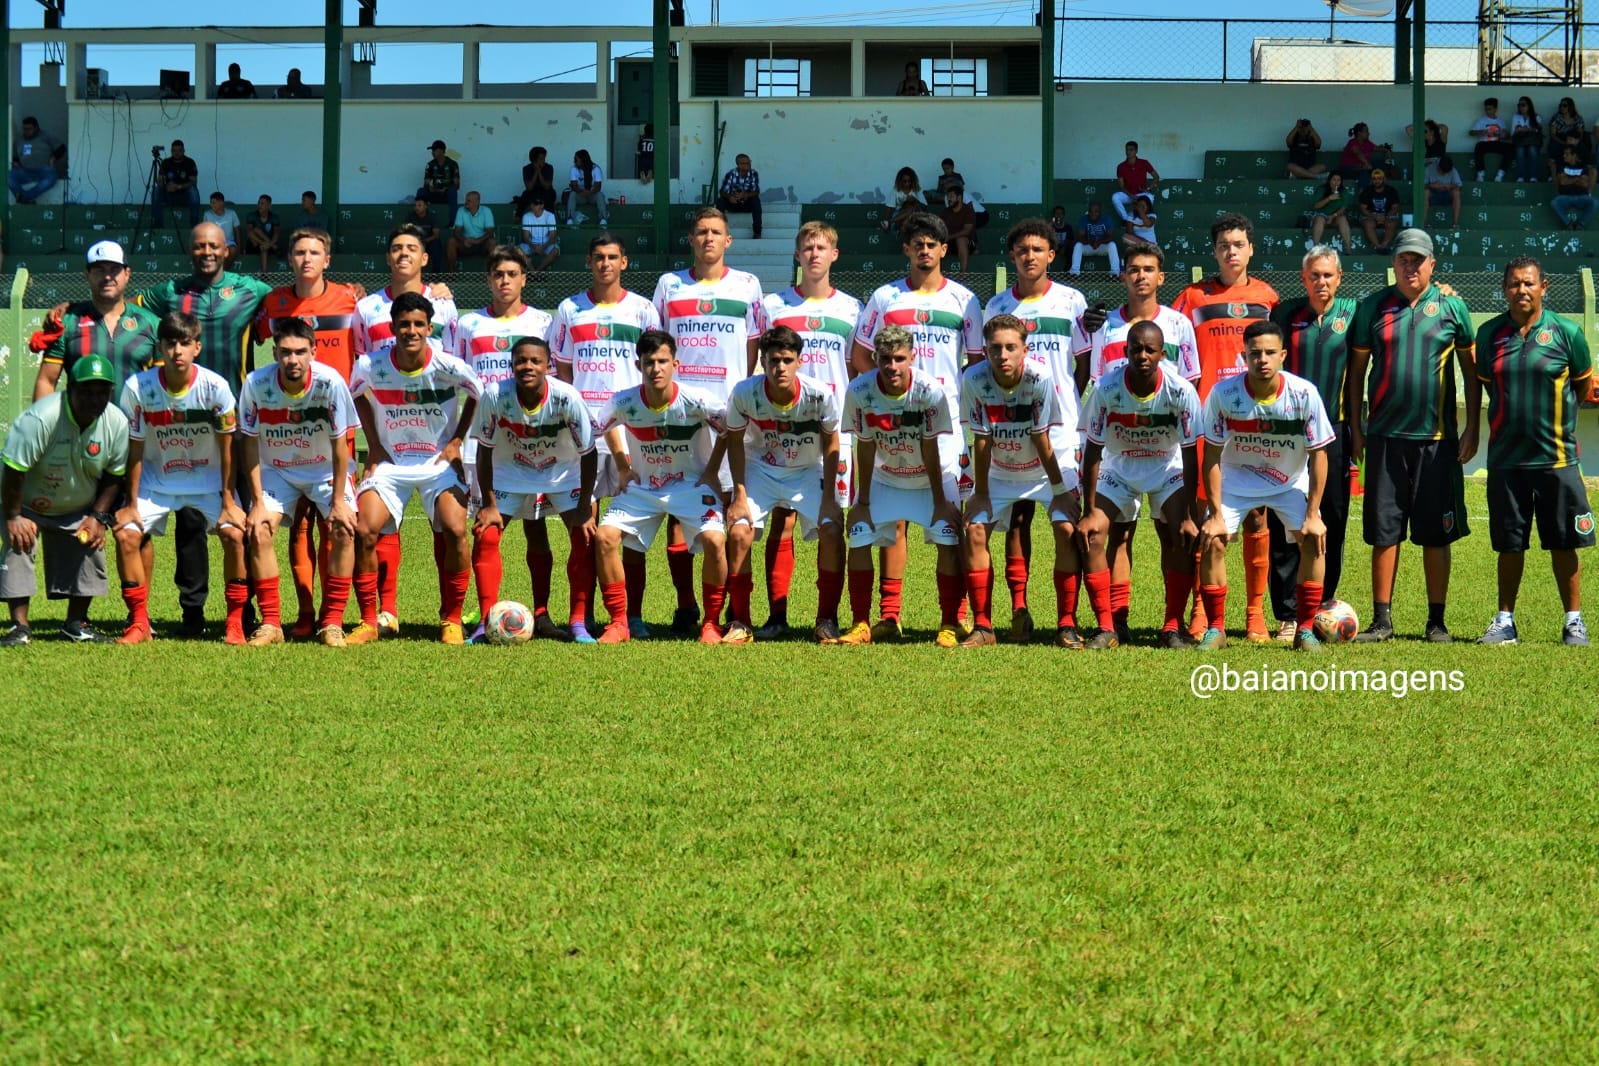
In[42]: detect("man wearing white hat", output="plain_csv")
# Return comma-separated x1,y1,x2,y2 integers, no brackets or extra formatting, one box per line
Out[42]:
30,241,161,400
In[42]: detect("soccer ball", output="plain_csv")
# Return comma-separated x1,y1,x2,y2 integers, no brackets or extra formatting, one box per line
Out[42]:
485,600,536,645
1312,600,1359,643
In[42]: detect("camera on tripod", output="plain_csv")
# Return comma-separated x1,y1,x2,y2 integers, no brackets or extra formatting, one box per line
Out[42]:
150,145,164,159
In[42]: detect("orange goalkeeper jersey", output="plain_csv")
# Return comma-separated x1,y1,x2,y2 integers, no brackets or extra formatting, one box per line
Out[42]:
1172,275,1279,399
252,281,361,383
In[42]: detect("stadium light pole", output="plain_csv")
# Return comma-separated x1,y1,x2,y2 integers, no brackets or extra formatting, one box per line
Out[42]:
653,0,672,263
323,0,343,242
1041,0,1055,216
1410,0,1426,228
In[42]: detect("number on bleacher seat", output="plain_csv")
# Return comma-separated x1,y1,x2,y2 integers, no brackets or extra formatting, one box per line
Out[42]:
824,210,836,221
1253,156,1268,168
1519,211,1533,223
1215,155,1228,167
1513,187,1528,202
1476,211,1489,224
867,232,881,246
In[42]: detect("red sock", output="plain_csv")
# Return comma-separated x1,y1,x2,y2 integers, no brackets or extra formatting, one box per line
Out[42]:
289,514,316,619
224,579,249,630
1110,580,1131,628
848,568,874,624
472,525,503,620
1162,569,1195,632
253,577,282,628
879,576,903,620
1005,555,1029,610
354,571,380,628
527,547,554,614
816,567,845,623
623,555,646,618
375,532,402,616
1084,569,1114,631
432,530,448,571
1053,569,1079,627
667,542,697,611
701,580,726,628
1201,584,1229,634
936,571,963,626
600,580,628,629
1244,529,1270,629
766,534,795,609
566,526,594,628
319,574,351,629
1296,581,1325,630
121,582,150,629
440,568,471,624
964,568,994,629
729,571,755,625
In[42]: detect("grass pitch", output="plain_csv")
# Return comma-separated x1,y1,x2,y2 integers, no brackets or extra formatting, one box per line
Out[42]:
2,484,1596,1060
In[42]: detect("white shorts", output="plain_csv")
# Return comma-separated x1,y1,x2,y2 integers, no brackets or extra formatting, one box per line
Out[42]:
258,467,357,519
849,474,961,548
601,481,726,554
1096,460,1187,523
492,484,586,521
736,463,839,541
1217,484,1308,538
969,470,1082,527
128,489,233,535
357,461,465,533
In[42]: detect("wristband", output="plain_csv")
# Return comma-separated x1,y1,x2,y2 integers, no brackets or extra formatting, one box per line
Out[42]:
1049,479,1067,496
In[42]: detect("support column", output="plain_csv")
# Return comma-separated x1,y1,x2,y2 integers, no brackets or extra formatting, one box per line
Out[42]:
322,0,343,239
653,0,671,260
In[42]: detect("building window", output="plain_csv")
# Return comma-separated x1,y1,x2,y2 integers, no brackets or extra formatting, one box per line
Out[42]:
930,58,987,97
745,57,811,97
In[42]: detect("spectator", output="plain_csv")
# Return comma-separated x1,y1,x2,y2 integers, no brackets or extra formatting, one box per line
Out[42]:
446,190,495,270
407,196,445,265
154,140,201,226
1111,140,1159,225
1307,172,1353,250
1285,118,1325,178
294,190,328,233
1511,96,1543,182
1425,155,1463,230
939,185,977,273
563,149,606,226
31,241,160,398
1069,202,1120,277
935,157,965,198
880,166,924,232
1469,96,1511,181
1405,118,1450,165
716,153,762,239
1551,146,1597,230
418,139,460,222
216,62,257,99
516,146,558,214
896,61,929,97
1125,196,1157,244
1340,122,1392,185
1357,168,1401,254
519,199,560,274
203,192,242,267
1547,97,1587,177
8,116,63,204
243,194,281,274
276,68,314,99
636,125,655,182
1049,205,1073,256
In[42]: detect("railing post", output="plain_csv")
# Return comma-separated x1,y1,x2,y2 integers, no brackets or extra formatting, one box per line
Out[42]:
5,269,31,434
1222,20,1229,82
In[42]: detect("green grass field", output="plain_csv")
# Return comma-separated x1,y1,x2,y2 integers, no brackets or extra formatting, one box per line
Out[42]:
3,483,1597,1060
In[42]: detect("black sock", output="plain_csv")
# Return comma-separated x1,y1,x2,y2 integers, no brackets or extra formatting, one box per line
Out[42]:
1372,601,1392,627
1427,602,1446,627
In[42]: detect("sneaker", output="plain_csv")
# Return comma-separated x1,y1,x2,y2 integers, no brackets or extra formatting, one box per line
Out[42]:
61,619,113,644
246,623,285,647
1055,625,1084,650
533,613,574,642
1477,170,1486,181
223,620,246,646
377,610,400,638
627,615,651,639
440,621,465,645
958,625,997,649
755,616,788,641
317,624,347,647
1245,628,1273,645
571,211,588,225
870,617,903,643
813,619,841,644
1293,629,1323,653
289,614,316,640
1194,627,1227,651
1008,607,1034,645
837,620,872,645
177,608,207,638
934,624,961,649
1157,628,1190,649
1085,629,1119,650
671,606,700,637
722,620,756,645
1496,169,1506,181
117,622,153,645
1477,617,1519,645
571,623,597,645
1275,620,1297,643
0,624,31,647
1424,621,1453,644
1353,621,1394,643
345,621,381,646
597,622,630,644
1563,618,1590,646
699,622,723,645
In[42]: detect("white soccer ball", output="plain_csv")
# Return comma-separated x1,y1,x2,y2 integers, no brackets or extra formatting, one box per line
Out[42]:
1312,599,1360,643
486,600,536,645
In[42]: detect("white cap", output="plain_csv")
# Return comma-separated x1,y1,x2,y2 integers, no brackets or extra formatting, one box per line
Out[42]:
85,240,127,267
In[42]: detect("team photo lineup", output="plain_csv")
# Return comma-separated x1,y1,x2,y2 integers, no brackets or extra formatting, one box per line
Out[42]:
3,202,1592,651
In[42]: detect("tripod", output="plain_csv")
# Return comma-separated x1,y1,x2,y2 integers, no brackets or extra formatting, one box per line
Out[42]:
131,151,183,255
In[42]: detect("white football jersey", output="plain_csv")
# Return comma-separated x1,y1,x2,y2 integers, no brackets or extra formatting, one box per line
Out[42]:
238,361,358,481
473,377,596,495
854,278,983,399
761,287,862,399
1201,370,1335,497
652,268,766,401
549,289,658,416
985,280,1087,455
120,364,237,496
1083,364,1203,485
354,284,458,356
960,362,1062,482
452,304,554,391
842,369,953,488
349,347,482,466
725,374,841,473
597,383,726,491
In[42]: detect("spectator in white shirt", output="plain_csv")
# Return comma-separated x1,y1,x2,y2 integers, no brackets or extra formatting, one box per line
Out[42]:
519,200,560,274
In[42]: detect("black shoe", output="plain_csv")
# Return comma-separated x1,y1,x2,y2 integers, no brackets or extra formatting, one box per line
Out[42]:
61,619,113,644
1114,620,1133,646
671,606,700,637
1353,621,1394,643
533,612,574,642
1085,629,1120,650
1424,620,1453,643
1157,628,1191,649
242,601,260,635
177,608,207,638
755,616,788,641
0,624,33,647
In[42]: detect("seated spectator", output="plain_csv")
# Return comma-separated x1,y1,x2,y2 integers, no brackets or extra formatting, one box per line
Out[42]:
516,146,558,213
1425,155,1463,230
895,61,929,97
294,190,328,232
1111,140,1159,224
153,140,201,226
446,190,495,270
1469,96,1511,181
1285,118,1325,178
1049,205,1073,256
1339,123,1392,185
1069,202,1121,277
519,200,560,274
243,194,281,274
880,166,924,232
418,139,460,222
1552,147,1597,230
8,116,63,204
276,68,314,99
1357,168,1402,253
1126,199,1157,245
203,192,242,267
1307,172,1353,250
1511,96,1543,182
935,157,965,198
716,153,762,239
216,62,257,99
563,149,606,226
636,125,655,182
1405,118,1450,165
1547,97,1587,178
407,196,445,264
939,186,977,273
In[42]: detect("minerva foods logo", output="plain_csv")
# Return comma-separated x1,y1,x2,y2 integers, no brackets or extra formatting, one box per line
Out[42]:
1537,329,1553,345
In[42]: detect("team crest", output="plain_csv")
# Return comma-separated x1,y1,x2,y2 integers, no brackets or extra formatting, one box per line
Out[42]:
701,494,717,507
86,441,100,457
1227,302,1248,318
220,287,234,300
1441,510,1454,532
916,309,932,325
1537,329,1553,345
697,299,716,316
1023,319,1039,332
958,453,970,469
1577,512,1595,536
1331,317,1348,334
596,323,611,340
805,316,823,332
122,317,138,331
1423,301,1440,317
494,336,510,351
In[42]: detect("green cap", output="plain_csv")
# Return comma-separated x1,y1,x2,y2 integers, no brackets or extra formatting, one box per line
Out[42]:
68,354,115,385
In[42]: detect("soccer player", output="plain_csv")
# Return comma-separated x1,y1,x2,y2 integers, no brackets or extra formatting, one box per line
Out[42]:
31,241,160,400
552,233,661,637
112,312,247,644
984,218,1098,642
1173,213,1280,642
1348,228,1478,643
349,292,482,645
724,325,847,644
1196,320,1333,652
758,220,861,638
651,207,766,633
472,336,598,642
353,221,460,636
1473,256,1593,645
1268,245,1358,641
958,314,1078,648
1079,320,1202,649
237,318,359,646
592,330,729,645
850,213,982,639
838,325,964,647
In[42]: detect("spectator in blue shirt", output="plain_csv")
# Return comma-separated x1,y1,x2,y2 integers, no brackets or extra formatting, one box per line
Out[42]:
716,153,762,239
446,190,496,270
1070,202,1121,276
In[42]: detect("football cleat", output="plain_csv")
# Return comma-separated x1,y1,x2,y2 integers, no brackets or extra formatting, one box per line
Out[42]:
1424,621,1453,644
934,624,961,649
722,620,755,645
1194,627,1228,651
317,624,347,647
813,619,842,644
958,626,997,649
870,617,904,643
1008,607,1034,645
344,621,381,646
1085,629,1120,650
699,622,724,645
596,622,631,644
626,616,651,639
1055,624,1084,650
116,623,153,645
533,613,573,642
288,614,317,640
672,607,700,637
836,621,872,645
61,619,113,644
1293,629,1323,653
1157,628,1190,649
755,616,788,641
440,621,465,645
246,623,285,647
0,624,32,647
